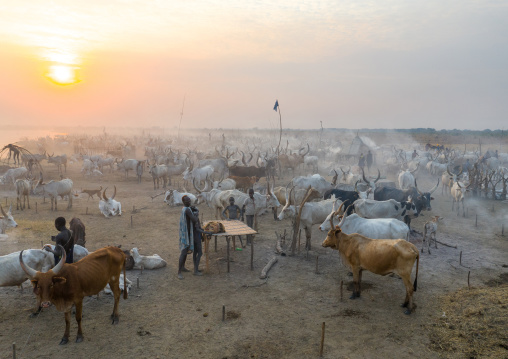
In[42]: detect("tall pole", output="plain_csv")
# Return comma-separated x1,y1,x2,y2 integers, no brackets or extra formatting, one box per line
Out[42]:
275,100,282,156
176,94,186,143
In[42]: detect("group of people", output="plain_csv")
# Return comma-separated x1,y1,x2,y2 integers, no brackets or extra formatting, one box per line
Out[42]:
177,189,256,280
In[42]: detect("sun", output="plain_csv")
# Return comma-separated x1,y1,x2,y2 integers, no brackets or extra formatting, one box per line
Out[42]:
47,65,78,85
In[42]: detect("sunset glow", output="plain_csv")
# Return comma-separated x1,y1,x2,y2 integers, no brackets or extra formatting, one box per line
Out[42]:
0,1,506,129
47,65,77,85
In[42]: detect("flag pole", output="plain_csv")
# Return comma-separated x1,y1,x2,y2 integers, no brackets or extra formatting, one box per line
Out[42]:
275,100,282,156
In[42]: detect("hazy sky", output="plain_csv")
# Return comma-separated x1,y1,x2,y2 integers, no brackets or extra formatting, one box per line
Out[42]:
0,0,507,130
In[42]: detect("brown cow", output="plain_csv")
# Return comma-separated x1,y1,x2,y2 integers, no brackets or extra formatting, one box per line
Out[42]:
19,245,127,344
228,175,258,191
322,219,419,315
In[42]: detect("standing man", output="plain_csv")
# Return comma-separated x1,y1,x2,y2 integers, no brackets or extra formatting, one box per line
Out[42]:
242,189,256,245
366,150,373,173
177,196,212,279
412,149,419,160
44,217,74,265
222,197,244,247
358,153,365,172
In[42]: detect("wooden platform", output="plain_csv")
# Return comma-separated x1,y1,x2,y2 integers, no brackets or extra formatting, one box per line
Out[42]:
203,220,257,273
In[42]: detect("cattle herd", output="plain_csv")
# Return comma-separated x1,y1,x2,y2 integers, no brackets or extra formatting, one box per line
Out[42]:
0,130,507,353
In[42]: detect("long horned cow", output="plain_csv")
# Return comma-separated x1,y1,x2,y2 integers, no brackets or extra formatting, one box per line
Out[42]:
99,186,122,217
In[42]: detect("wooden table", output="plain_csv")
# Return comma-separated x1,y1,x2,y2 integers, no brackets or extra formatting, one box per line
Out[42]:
203,220,257,273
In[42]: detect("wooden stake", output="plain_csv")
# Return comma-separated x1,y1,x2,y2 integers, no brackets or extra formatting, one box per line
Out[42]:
131,215,133,228
468,271,471,289
250,238,254,271
340,280,343,301
315,255,319,274
140,265,144,275
319,322,325,357
298,228,301,254
459,251,462,265
12,342,16,359
35,202,37,213
475,214,477,227
40,240,43,248
222,305,226,322
137,277,139,289
502,224,504,236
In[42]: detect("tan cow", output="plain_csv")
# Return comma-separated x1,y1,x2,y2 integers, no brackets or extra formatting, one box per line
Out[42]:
228,175,258,192
322,217,419,314
19,246,127,344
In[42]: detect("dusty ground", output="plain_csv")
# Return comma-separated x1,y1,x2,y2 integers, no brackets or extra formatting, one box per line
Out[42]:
0,155,507,359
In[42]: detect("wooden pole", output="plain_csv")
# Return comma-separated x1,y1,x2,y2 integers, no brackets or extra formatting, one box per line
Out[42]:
340,280,343,301
12,342,15,359
250,237,254,271
502,224,504,236
315,255,319,274
298,228,301,254
40,240,43,248
140,265,144,275
222,305,226,322
35,202,37,213
475,214,477,227
226,237,230,273
468,271,471,289
137,277,139,289
86,207,88,215
131,215,133,228
460,251,462,265
319,322,325,357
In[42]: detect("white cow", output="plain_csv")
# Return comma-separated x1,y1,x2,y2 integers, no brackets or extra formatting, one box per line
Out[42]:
0,167,28,185
398,167,418,190
164,189,197,206
319,204,409,240
33,177,73,211
116,159,139,178
130,248,167,269
353,198,418,221
0,249,54,287
183,164,214,186
451,181,468,217
277,195,341,250
99,186,122,217
0,204,17,235
291,174,336,196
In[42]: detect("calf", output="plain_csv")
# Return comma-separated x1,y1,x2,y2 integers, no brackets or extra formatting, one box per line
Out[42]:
422,216,443,254
15,179,31,210
130,248,167,269
19,246,127,344
322,224,419,314
69,218,86,247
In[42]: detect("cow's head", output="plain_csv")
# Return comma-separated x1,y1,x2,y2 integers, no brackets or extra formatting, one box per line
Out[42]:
0,204,17,229
319,202,346,232
415,179,439,212
322,227,341,249
99,186,120,217
400,196,418,218
19,246,67,308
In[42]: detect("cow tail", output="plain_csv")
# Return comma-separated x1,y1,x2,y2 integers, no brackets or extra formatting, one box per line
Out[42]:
413,252,419,292
123,258,128,300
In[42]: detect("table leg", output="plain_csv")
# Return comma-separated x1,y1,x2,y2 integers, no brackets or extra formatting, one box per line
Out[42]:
205,236,209,272
226,236,230,273
251,236,254,271
232,236,236,249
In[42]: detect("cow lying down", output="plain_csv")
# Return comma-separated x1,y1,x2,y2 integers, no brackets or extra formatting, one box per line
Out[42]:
0,249,54,287
130,247,167,269
322,218,419,315
104,273,131,295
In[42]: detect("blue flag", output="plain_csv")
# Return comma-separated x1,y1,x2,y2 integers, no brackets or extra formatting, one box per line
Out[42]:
273,100,279,111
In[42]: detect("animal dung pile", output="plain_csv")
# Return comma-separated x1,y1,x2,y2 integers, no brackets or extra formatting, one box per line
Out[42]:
428,284,507,358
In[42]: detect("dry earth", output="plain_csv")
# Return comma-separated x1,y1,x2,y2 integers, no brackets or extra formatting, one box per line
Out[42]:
0,155,507,359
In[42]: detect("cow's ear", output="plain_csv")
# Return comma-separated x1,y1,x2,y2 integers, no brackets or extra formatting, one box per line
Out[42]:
31,280,39,294
53,277,67,285
430,197,434,200
394,205,399,211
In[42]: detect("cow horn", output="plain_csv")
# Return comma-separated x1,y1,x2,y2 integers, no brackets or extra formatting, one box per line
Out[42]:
374,169,381,183
456,181,462,189
331,170,338,186
347,166,351,174
247,152,253,164
429,178,440,194
193,178,203,193
340,167,345,174
241,151,247,166
103,187,109,201
447,166,453,176
354,180,359,193
52,245,66,274
362,168,369,184
0,204,6,217
19,250,37,278
414,180,424,195
409,162,419,174
112,185,117,199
